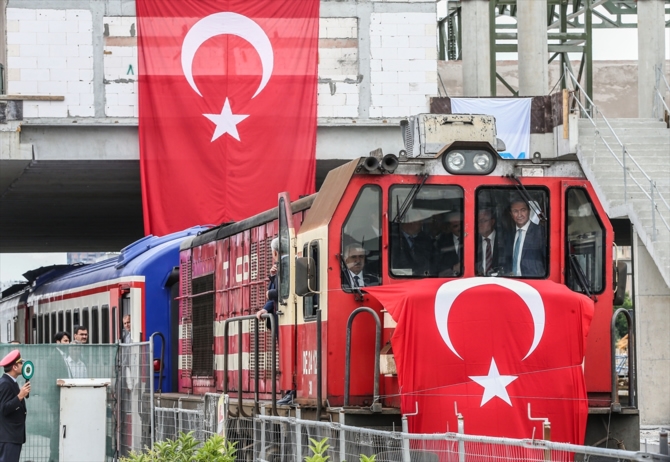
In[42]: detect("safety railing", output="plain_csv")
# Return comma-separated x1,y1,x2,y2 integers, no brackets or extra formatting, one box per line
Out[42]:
653,64,670,122
344,306,382,412
565,64,670,244
222,312,277,416
253,414,670,462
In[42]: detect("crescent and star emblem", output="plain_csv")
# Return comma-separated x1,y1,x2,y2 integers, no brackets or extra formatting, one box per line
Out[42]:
434,278,546,407
181,12,275,142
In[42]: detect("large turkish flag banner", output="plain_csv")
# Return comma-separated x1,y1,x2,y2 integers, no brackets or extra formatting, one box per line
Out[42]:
136,0,318,235
365,279,594,444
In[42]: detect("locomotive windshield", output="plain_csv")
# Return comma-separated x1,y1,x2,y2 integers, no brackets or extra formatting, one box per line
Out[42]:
475,187,549,278
389,185,464,278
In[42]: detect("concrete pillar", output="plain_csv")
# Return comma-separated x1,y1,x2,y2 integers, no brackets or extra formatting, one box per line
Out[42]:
633,231,670,425
461,0,491,97
517,0,548,96
637,0,666,118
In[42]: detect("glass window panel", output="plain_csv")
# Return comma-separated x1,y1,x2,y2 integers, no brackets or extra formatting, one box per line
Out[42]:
91,307,99,344
476,188,549,278
566,188,605,294
101,306,110,344
389,185,464,277
342,185,382,289
303,242,320,319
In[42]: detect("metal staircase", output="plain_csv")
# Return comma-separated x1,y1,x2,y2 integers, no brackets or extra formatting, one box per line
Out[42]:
567,71,670,288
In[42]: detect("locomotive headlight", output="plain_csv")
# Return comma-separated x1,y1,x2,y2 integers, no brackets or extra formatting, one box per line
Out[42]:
441,146,497,175
446,152,465,171
473,152,493,172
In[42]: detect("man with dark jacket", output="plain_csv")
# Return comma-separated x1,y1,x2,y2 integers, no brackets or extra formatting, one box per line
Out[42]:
509,198,546,277
0,349,30,462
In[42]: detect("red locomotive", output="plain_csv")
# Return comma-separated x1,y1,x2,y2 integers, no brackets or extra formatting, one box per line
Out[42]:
175,114,635,446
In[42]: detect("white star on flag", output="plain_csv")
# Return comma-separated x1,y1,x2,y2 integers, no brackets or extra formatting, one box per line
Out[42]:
203,98,249,142
469,357,518,407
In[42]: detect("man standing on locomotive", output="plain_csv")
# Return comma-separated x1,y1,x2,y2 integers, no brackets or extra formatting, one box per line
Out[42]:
255,238,279,333
509,197,546,277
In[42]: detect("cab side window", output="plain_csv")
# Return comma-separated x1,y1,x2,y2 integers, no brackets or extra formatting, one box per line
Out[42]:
566,188,605,293
341,186,381,289
303,242,320,319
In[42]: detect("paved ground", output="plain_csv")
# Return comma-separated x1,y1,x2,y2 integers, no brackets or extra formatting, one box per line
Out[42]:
640,425,670,454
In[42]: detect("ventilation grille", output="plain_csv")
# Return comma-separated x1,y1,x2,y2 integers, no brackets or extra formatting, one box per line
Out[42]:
192,274,214,376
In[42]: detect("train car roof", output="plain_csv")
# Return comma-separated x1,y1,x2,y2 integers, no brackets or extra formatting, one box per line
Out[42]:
183,195,317,250
29,226,208,296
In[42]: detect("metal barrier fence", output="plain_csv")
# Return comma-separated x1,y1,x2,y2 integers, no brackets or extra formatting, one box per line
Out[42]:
150,393,669,462
0,344,117,462
116,341,154,459
253,414,670,462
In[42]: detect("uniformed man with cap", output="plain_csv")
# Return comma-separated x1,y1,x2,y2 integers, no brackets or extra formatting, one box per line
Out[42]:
0,350,30,462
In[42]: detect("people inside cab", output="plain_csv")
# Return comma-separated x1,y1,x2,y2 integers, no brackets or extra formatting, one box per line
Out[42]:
390,209,434,276
434,212,462,277
476,208,505,276
509,197,546,277
341,244,380,289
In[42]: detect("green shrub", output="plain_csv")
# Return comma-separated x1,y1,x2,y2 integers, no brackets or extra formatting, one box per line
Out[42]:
305,437,330,462
120,432,237,462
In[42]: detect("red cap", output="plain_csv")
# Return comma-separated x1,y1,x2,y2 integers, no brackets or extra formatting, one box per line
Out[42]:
0,349,22,368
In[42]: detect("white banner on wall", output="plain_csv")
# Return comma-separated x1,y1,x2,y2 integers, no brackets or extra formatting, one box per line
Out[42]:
451,98,532,159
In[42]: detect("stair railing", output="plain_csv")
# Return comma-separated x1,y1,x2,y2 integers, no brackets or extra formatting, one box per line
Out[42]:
565,64,670,245
653,64,670,121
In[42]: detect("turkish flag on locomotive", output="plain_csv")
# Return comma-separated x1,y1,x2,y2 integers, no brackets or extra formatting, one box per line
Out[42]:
136,0,318,235
365,279,594,444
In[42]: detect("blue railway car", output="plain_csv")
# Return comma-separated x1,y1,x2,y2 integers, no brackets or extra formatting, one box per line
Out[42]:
2,226,208,392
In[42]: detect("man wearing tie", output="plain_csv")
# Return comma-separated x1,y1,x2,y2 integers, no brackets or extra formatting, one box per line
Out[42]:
435,212,462,276
476,208,504,276
342,244,379,289
509,198,546,277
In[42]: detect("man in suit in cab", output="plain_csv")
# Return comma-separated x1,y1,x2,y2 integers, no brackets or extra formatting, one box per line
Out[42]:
476,208,507,276
342,243,380,289
0,349,30,462
509,198,546,277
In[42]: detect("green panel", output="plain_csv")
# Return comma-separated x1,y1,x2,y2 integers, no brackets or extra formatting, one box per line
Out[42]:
0,345,117,462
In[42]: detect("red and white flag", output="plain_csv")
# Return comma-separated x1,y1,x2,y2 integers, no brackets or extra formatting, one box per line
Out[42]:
366,279,594,444
137,0,318,235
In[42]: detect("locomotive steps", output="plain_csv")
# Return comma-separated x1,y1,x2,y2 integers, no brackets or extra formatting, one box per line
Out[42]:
576,117,670,288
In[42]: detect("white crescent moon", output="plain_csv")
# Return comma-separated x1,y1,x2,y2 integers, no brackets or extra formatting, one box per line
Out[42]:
434,278,545,361
181,12,274,98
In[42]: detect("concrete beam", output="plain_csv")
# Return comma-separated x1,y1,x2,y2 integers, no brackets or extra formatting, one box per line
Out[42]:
637,0,666,119
461,0,491,97
517,0,548,96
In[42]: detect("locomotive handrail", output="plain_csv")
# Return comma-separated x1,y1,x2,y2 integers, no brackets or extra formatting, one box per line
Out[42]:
149,332,166,393
344,307,382,411
222,313,277,417
316,309,324,421
611,308,636,411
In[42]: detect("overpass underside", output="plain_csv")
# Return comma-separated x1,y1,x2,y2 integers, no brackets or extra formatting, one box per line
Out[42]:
0,121,365,252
